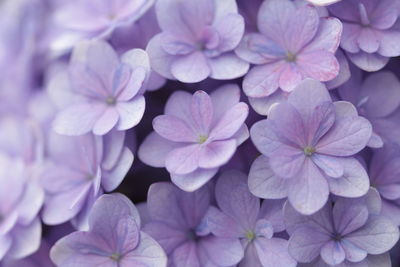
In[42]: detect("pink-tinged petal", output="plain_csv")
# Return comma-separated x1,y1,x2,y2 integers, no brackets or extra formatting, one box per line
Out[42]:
255,237,296,267
115,217,140,254
8,218,41,259
297,50,339,82
249,156,288,199
361,71,400,118
92,107,119,135
326,50,351,90
172,242,200,267
346,215,400,254
320,241,345,266
340,240,367,263
165,144,201,175
327,158,370,198
138,132,181,168
50,232,114,267
200,236,244,266
242,63,283,97
171,52,210,83
102,147,133,192
53,103,106,136
198,139,236,169
312,154,344,178
357,28,380,54
216,170,260,230
143,221,187,254
288,225,331,263
191,91,213,134
208,53,249,80
210,84,240,124
288,159,329,215
209,102,248,141
121,232,167,267
116,96,145,130
206,206,243,238
332,199,368,236
347,51,389,72
378,30,400,57
153,115,196,143
305,17,342,54
146,34,175,80
340,23,361,53
171,168,218,192
278,64,303,93
214,13,245,52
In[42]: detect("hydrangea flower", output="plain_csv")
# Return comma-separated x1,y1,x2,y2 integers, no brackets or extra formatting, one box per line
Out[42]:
139,85,249,192
284,193,399,266
235,0,342,98
50,193,167,267
143,182,244,267
40,131,133,229
369,144,400,226
338,68,400,147
206,170,296,267
51,40,149,136
250,79,372,215
0,153,43,261
146,0,249,83
49,0,153,54
329,0,400,71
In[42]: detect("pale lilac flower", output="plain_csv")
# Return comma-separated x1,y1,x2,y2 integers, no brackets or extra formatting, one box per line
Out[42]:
49,0,153,54
284,193,399,265
329,0,400,71
236,0,342,98
250,79,372,215
338,68,400,147
0,153,43,261
50,193,167,267
147,0,249,83
206,171,296,267
369,144,400,226
138,85,249,192
52,40,148,136
40,131,133,229
143,182,244,267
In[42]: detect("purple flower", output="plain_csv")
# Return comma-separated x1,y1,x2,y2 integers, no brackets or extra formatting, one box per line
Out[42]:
206,170,296,267
338,68,400,147
0,153,43,261
40,131,133,229
236,0,342,98
51,40,148,136
369,144,400,226
143,182,244,267
139,85,249,192
49,0,153,54
284,193,399,265
146,0,249,83
329,0,400,71
50,193,167,267
250,79,372,215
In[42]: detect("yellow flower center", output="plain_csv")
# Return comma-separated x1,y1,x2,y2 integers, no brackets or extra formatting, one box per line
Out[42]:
303,146,315,156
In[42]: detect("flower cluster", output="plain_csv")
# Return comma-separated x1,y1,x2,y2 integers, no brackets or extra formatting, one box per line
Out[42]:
1,0,400,266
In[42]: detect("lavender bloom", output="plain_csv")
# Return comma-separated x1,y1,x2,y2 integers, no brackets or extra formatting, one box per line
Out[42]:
50,194,167,267
236,0,342,98
143,182,244,267
284,193,399,265
52,40,148,136
139,85,249,192
49,0,153,54
0,153,43,261
206,171,296,267
250,79,372,215
369,144,400,226
40,131,133,229
147,0,249,83
338,68,400,147
329,0,400,72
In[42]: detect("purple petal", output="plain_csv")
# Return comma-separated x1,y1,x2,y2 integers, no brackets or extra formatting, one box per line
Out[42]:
305,17,342,53
199,236,244,266
320,241,345,266
8,219,41,259
171,52,210,83
242,63,283,97
341,240,367,263
332,199,369,236
102,147,134,192
191,91,213,134
347,51,389,72
165,144,201,175
297,50,339,82
214,13,244,52
312,154,344,178
116,96,145,130
92,107,119,135
210,84,240,124
170,168,218,192
379,30,400,57
198,139,236,169
146,34,175,80
208,53,249,80
153,115,196,143
255,237,296,267
172,241,200,267
206,206,243,238
143,221,187,254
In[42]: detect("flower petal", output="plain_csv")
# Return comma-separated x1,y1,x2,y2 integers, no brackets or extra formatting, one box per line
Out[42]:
153,115,197,143
171,52,210,83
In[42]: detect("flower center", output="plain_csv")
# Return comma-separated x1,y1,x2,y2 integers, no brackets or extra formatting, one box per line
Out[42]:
197,135,208,144
110,253,121,262
286,52,297,62
245,231,256,241
303,146,315,156
186,229,200,241
332,232,342,241
106,96,116,106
